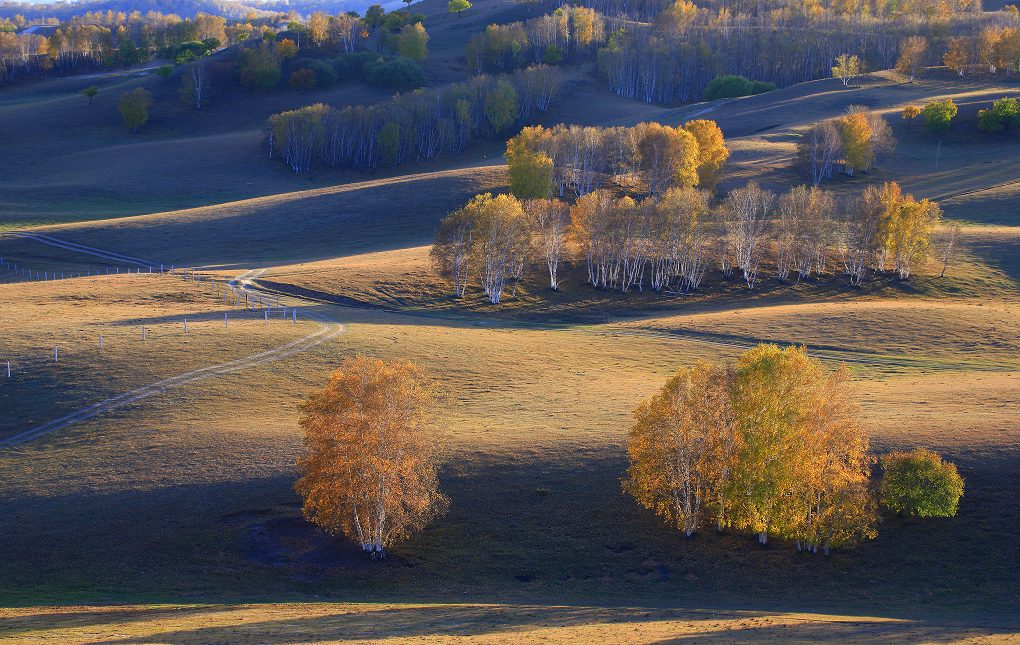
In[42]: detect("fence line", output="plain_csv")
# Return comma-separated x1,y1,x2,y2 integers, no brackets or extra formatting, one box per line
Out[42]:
1,261,300,380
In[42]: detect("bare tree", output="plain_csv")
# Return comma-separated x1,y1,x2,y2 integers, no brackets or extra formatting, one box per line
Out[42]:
935,223,961,278
431,206,476,297
842,190,882,287
798,121,842,186
726,183,775,290
526,198,570,290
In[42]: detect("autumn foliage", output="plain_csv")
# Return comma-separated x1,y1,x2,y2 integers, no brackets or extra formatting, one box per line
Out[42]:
626,345,877,554
295,356,448,557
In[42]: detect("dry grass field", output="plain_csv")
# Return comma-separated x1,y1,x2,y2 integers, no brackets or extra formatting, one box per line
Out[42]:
1,2,1019,638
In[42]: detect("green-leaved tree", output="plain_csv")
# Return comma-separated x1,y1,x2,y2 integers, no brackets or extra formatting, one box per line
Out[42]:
880,449,964,518
448,0,472,17
118,88,152,132
921,99,958,134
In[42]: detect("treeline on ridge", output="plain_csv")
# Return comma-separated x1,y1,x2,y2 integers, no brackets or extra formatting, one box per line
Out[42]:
596,4,1010,104
465,6,606,73
265,64,560,173
544,0,987,22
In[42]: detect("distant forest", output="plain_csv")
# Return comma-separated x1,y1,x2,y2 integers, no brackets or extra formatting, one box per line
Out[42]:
0,0,370,21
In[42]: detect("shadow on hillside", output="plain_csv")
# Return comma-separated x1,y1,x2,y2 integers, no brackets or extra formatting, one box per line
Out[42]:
1,444,1018,618
25,603,1003,644
966,233,1020,287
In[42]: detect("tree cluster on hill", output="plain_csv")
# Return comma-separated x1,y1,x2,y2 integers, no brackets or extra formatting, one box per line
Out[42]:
506,120,730,200
593,1,1009,104
941,24,1020,77
796,106,895,185
465,6,605,73
627,345,875,551
545,0,987,22
0,9,251,81
0,2,429,84
295,6,428,59
265,65,560,173
0,0,285,22
626,345,963,553
431,180,944,303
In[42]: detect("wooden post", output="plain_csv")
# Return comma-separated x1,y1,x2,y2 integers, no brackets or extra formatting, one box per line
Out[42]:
292,308,297,323
224,312,228,328
6,361,10,378
54,347,58,362
184,318,188,333
264,309,268,325
99,334,103,351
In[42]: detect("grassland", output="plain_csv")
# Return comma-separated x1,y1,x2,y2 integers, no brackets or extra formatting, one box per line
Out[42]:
1,2,1018,638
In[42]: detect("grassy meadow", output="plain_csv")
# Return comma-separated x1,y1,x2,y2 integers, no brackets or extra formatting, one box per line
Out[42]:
1,0,1019,638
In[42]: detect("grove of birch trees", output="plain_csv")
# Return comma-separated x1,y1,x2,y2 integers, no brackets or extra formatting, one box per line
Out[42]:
265,65,560,173
506,120,729,199
625,345,876,553
796,106,895,185
465,6,606,73
590,1,1012,104
431,180,945,303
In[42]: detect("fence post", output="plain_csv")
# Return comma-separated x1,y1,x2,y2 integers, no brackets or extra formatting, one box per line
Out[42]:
292,308,297,323
99,334,103,351
224,312,228,329
54,347,58,362
6,361,10,378
184,318,188,333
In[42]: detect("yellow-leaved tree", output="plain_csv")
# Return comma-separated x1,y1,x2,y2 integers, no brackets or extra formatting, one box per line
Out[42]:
624,361,737,537
683,119,730,191
837,110,874,176
295,356,448,558
634,121,701,195
626,345,877,554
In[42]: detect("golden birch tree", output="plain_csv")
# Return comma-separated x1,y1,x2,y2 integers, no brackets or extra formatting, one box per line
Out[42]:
624,361,737,537
295,356,448,558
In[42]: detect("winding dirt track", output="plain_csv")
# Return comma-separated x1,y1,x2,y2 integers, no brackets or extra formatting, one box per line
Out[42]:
0,235,344,450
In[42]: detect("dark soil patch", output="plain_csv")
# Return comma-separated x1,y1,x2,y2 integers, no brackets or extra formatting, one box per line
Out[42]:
243,516,411,572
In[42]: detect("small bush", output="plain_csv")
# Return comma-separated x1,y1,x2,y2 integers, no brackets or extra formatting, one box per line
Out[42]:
704,75,774,101
288,68,318,92
977,97,1019,133
329,52,370,80
921,99,958,134
291,58,337,87
880,449,964,518
365,57,425,90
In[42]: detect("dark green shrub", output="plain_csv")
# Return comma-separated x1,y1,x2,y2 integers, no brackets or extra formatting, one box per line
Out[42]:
880,449,964,518
704,75,776,101
365,57,425,90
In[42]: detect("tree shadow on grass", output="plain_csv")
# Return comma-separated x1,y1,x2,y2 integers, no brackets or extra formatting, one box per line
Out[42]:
0,446,1018,620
